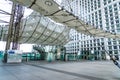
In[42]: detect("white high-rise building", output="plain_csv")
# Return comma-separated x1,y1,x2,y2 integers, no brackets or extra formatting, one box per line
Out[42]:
64,0,120,60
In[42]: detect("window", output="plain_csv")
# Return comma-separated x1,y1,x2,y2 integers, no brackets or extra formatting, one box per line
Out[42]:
108,0,111,3
104,0,107,5
115,16,118,19
113,41,117,45
101,38,104,41
108,46,112,49
109,9,113,13
114,4,117,7
117,29,120,32
109,51,112,54
98,47,100,50
109,6,112,10
108,42,111,45
106,27,109,30
111,21,114,24
102,47,104,50
114,12,118,15
114,8,118,11
97,43,100,46
114,46,117,49
110,13,113,17
110,17,113,21
116,20,119,24
104,7,107,11
101,42,104,45
105,11,108,14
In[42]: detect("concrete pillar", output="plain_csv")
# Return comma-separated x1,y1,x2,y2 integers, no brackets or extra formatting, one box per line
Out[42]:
65,54,68,61
106,53,110,60
118,51,120,61
99,51,102,60
74,53,76,60
57,46,61,60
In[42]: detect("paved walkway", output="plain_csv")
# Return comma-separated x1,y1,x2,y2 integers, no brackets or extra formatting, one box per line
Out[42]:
0,61,120,80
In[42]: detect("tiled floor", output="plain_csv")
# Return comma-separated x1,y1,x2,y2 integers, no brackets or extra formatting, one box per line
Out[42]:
0,61,120,80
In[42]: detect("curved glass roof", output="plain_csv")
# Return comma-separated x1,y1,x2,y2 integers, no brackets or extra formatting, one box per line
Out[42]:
10,0,120,39
19,12,70,45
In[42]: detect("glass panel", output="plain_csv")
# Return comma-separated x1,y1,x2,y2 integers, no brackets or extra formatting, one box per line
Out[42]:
21,11,70,45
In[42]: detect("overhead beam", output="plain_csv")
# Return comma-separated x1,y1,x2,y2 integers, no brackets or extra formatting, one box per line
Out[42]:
0,19,9,23
0,9,11,15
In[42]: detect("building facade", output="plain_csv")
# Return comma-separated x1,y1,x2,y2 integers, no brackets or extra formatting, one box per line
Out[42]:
64,0,120,60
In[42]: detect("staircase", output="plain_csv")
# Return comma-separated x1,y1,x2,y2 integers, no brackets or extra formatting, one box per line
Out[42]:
33,45,46,60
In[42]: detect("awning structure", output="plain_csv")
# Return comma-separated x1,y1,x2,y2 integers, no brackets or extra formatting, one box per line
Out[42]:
0,12,70,45
19,12,70,45
10,0,120,39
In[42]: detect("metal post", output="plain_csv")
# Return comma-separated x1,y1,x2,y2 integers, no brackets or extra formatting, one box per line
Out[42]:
12,4,24,50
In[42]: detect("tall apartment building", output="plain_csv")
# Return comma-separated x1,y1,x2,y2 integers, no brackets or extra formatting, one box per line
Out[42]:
63,0,120,60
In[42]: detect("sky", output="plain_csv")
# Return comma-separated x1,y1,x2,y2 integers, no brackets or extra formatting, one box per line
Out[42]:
0,0,33,52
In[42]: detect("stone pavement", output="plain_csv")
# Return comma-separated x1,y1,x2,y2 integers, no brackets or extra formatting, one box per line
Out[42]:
0,60,120,80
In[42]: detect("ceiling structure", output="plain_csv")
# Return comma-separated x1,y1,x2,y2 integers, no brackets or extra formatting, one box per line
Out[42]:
1,0,120,45
10,0,120,39
19,12,70,45
0,12,70,45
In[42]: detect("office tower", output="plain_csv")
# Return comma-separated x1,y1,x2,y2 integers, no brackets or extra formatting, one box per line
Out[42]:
64,0,120,60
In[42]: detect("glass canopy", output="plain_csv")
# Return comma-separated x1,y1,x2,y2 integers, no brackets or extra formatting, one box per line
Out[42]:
10,0,120,39
19,12,70,45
